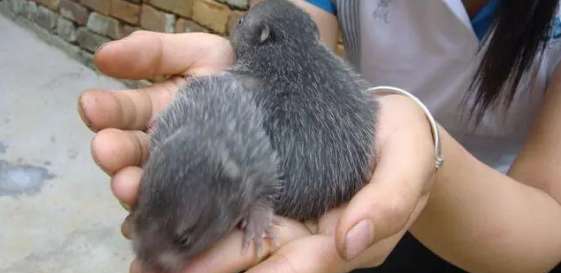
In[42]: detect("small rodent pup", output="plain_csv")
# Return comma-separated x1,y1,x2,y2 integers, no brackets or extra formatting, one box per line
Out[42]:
130,0,378,271
230,0,377,220
131,73,280,273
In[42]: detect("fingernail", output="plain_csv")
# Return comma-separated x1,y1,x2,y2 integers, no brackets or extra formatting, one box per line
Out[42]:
344,220,374,260
119,200,131,211
122,214,134,240
77,93,93,130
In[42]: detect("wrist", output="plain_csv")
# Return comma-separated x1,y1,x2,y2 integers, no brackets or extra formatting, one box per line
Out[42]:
374,93,438,194
369,86,443,172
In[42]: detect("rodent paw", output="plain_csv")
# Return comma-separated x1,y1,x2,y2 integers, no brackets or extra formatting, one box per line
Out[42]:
241,200,274,255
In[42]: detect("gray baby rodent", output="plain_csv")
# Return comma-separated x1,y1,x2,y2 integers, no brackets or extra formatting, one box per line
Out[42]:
131,73,280,273
230,0,377,220
130,0,377,271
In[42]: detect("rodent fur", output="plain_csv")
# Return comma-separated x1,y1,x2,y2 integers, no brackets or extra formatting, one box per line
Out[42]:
131,73,280,273
130,0,378,271
230,0,377,220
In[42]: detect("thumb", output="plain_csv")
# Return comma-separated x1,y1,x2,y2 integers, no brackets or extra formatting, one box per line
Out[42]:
335,119,435,261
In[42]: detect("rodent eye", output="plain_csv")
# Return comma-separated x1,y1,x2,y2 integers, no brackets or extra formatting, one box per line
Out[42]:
176,234,192,247
238,15,245,25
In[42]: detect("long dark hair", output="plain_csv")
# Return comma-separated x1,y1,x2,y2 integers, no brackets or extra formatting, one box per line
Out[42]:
468,0,560,123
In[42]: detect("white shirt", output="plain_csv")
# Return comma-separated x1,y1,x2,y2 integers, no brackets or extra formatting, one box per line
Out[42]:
355,0,561,172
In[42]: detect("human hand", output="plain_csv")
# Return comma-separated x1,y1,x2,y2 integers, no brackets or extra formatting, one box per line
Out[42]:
122,94,436,273
77,30,234,226
78,31,437,273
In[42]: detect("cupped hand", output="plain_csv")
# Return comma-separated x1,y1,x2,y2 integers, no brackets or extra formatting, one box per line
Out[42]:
79,31,437,273
134,94,436,273
78,30,234,208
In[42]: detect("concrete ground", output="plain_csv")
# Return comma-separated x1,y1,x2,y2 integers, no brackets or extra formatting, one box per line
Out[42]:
0,13,133,273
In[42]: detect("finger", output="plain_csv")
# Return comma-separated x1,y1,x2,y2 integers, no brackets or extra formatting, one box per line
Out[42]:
111,166,142,206
131,217,311,273
183,217,310,273
91,129,150,175
317,206,347,236
95,31,234,80
78,78,182,132
246,235,351,273
349,196,428,269
275,203,428,273
130,259,142,273
122,213,134,240
335,112,435,260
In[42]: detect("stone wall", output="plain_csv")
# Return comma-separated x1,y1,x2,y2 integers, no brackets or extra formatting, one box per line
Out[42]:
0,0,344,84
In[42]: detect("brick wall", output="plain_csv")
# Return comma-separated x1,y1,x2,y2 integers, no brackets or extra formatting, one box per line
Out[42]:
0,0,345,81
1,0,244,56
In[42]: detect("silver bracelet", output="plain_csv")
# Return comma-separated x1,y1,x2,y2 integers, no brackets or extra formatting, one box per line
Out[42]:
366,86,444,170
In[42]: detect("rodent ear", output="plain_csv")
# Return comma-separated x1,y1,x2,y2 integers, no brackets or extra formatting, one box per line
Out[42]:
259,24,271,43
222,158,242,180
218,150,243,181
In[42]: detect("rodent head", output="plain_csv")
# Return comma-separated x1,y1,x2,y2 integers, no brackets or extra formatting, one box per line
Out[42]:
230,0,320,64
130,134,259,273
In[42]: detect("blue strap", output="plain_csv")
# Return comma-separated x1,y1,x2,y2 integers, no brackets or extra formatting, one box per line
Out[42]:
305,0,337,15
471,0,500,40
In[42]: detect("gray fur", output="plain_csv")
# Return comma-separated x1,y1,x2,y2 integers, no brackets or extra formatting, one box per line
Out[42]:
131,73,280,273
229,0,378,220
130,1,377,271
